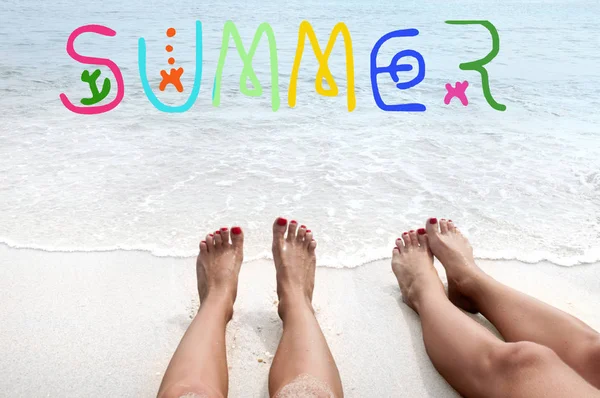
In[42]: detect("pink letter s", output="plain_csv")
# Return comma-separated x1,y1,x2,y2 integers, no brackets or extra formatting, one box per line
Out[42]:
59,25,125,114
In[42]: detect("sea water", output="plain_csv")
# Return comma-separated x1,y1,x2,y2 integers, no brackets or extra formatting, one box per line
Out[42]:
0,0,598,267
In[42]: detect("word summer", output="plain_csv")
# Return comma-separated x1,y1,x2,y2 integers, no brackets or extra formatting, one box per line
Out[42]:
60,20,507,115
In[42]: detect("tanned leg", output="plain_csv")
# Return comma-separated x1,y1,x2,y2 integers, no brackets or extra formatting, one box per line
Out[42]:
426,217,600,389
268,218,343,398
158,226,244,398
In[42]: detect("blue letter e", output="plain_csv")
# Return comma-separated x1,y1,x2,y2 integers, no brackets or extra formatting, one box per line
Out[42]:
370,29,426,112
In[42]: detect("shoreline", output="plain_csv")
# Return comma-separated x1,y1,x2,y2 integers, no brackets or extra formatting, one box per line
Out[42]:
1,245,598,397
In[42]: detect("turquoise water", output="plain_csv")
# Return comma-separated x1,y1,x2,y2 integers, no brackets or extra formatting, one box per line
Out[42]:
0,0,599,266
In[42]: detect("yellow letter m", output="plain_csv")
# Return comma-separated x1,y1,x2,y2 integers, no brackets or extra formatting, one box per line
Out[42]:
288,21,356,111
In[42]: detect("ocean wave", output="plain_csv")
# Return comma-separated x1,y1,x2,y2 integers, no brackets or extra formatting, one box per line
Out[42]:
1,238,599,269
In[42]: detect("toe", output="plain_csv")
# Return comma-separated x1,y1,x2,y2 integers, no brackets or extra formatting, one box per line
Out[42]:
392,246,400,258
273,217,287,240
448,219,456,232
417,228,428,248
287,220,298,241
231,226,244,249
395,237,404,253
402,231,412,247
426,217,439,236
214,230,223,246
309,239,317,253
304,230,313,246
297,224,307,242
200,240,208,254
409,230,419,247
440,219,449,234
220,227,230,246
206,233,214,250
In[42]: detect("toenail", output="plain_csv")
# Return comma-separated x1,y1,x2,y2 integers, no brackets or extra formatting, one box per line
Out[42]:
231,226,242,235
300,225,306,228
201,240,206,244
393,247,399,251
429,218,438,224
418,228,426,235
277,217,287,226
403,232,408,235
306,230,311,233
215,231,221,234
441,219,446,221
290,220,297,224
410,230,415,233
221,227,228,231
449,219,453,222
209,234,214,237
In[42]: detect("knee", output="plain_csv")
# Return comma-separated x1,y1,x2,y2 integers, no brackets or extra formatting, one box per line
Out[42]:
489,341,556,377
581,334,600,384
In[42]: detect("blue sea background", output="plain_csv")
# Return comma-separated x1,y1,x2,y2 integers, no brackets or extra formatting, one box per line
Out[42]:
0,0,598,266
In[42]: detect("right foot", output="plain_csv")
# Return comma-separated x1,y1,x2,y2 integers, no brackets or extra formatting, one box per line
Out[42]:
425,218,483,313
271,217,317,318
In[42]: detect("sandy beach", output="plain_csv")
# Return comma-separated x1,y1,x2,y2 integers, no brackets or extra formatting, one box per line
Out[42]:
1,244,598,397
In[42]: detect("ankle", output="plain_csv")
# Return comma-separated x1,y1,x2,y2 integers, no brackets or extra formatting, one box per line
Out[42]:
201,293,235,321
407,279,446,313
277,291,314,320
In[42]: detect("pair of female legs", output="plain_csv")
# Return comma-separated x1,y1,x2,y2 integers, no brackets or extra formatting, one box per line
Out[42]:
393,218,600,398
158,216,600,397
157,218,342,398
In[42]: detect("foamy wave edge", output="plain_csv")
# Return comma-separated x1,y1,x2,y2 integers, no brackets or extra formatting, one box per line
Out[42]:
1,238,599,268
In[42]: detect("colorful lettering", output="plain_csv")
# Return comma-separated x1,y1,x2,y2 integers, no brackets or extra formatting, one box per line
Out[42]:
445,20,506,111
212,21,280,111
138,21,203,113
59,25,124,115
288,21,356,112
370,29,426,112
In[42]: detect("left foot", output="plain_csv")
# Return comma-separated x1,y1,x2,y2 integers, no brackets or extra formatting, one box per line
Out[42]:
196,226,244,319
391,229,444,312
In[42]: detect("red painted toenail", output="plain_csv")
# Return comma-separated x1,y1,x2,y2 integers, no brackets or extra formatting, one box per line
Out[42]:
231,226,242,235
277,217,287,226
215,231,221,234
410,230,415,233
418,228,426,235
441,219,446,221
306,230,311,233
393,247,399,251
221,227,228,231
209,234,213,237
201,241,206,244
300,225,306,229
449,220,453,222
430,218,438,224
290,220,297,224
403,232,408,235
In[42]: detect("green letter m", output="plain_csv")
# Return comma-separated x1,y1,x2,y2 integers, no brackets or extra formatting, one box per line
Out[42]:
212,21,280,111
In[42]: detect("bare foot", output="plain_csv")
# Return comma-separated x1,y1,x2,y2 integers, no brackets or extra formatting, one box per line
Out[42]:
196,226,244,319
392,229,444,312
271,217,317,318
425,218,482,313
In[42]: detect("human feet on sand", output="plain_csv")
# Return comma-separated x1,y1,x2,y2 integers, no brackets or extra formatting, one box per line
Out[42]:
271,217,317,318
196,226,244,319
392,229,444,312
425,218,483,314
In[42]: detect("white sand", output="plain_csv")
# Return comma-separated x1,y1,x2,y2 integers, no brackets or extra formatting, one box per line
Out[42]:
1,244,599,397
